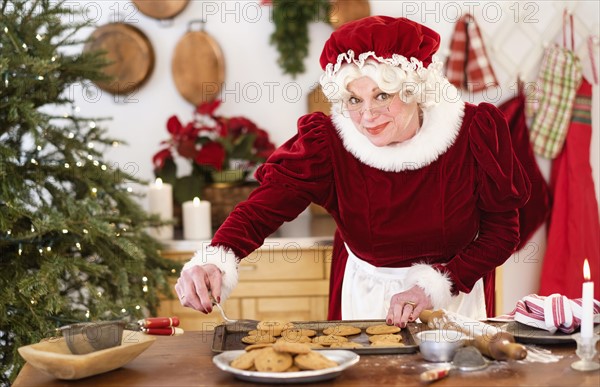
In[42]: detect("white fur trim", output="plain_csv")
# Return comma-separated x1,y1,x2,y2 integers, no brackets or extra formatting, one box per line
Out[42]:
331,85,465,171
324,50,437,78
404,264,453,309
182,243,239,302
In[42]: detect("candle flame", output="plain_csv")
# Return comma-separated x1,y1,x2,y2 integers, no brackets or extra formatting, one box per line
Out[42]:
193,197,200,205
583,258,591,281
155,177,163,187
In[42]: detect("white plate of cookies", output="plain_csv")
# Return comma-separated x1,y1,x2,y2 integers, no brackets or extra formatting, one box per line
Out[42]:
212,341,360,384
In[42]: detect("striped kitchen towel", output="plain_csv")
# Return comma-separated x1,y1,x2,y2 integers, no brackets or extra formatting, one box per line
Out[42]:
527,11,582,159
446,13,498,92
495,294,600,334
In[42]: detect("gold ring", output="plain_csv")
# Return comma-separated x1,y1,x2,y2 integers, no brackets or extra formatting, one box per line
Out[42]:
405,301,417,308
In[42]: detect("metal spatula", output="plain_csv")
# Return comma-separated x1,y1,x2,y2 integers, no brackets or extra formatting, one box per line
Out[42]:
420,346,488,382
210,294,259,330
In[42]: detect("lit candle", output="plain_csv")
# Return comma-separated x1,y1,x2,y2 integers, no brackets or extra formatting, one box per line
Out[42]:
148,178,174,240
182,197,212,240
581,258,594,338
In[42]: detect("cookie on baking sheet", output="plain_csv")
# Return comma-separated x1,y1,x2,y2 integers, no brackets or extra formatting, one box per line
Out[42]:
230,350,259,370
323,325,362,336
368,334,402,343
256,320,294,337
306,343,325,349
366,324,401,335
294,351,339,370
370,341,406,347
276,335,312,344
282,328,317,338
244,343,273,352
254,347,294,372
241,334,276,344
311,334,349,346
273,341,312,355
329,341,364,349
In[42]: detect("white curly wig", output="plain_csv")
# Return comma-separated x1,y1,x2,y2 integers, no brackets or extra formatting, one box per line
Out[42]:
319,52,448,113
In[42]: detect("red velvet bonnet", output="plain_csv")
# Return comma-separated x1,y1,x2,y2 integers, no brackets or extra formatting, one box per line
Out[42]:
320,16,441,72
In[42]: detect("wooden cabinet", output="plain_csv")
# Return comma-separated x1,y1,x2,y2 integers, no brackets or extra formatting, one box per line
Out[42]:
157,242,333,331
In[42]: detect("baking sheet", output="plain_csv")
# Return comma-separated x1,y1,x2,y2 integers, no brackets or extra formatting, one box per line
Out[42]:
212,319,418,355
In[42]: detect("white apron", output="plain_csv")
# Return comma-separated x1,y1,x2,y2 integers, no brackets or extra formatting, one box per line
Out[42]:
341,244,487,320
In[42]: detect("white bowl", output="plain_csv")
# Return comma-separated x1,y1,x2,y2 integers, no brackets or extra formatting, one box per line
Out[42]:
415,330,466,362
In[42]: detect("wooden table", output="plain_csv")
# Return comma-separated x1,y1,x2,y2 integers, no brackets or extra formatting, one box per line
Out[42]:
13,331,600,386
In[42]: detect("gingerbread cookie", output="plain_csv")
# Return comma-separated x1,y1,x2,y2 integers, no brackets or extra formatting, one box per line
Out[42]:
282,328,317,338
254,347,294,372
366,324,401,335
230,350,259,370
311,335,349,346
241,334,276,344
256,321,294,337
294,351,339,370
244,343,273,352
276,335,313,344
323,325,362,336
273,341,312,355
368,334,402,343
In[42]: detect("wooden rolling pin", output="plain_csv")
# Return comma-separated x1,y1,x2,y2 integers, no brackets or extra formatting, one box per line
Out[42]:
419,309,527,361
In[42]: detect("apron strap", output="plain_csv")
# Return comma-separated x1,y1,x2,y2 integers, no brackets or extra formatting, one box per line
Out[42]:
588,35,599,85
563,9,575,51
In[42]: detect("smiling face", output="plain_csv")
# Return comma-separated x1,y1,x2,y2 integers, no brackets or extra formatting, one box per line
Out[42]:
344,76,421,147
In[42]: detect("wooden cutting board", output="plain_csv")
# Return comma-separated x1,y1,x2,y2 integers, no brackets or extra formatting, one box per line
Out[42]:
172,23,225,106
132,0,189,20
329,0,371,29
83,23,154,95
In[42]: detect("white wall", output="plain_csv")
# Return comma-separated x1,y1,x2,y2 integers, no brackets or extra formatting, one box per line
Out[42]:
68,1,600,313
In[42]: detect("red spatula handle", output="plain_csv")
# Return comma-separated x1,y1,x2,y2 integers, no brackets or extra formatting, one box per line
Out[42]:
138,317,180,328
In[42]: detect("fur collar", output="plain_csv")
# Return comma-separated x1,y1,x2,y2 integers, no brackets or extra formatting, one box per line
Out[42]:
331,90,465,172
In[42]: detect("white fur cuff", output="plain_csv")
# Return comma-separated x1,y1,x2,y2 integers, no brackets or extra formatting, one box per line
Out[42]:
404,263,453,309
182,243,239,302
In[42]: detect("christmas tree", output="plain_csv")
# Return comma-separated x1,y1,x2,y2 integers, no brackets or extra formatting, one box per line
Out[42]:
0,1,177,383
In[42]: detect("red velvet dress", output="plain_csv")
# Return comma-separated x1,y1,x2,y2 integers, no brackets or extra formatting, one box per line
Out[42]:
212,102,530,319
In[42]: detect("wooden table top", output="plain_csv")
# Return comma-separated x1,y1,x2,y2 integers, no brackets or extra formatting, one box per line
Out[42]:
13,331,600,386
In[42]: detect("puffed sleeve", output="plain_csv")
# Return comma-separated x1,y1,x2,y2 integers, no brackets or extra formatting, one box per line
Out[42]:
434,103,531,296
210,112,335,259
469,103,531,212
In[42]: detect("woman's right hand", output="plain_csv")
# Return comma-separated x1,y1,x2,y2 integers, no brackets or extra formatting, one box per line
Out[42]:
175,264,223,314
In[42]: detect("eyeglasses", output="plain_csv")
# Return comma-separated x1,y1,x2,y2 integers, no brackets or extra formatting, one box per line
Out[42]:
340,94,396,118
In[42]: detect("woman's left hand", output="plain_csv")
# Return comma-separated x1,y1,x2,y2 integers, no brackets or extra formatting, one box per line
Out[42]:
386,286,433,328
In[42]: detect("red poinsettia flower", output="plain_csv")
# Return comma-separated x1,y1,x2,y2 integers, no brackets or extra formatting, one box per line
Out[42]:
227,117,258,138
152,148,172,169
194,141,226,171
196,99,222,115
155,101,276,188
167,116,198,141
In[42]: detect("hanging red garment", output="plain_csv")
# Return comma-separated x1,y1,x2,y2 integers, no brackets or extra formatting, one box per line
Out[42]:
539,78,600,300
497,90,551,249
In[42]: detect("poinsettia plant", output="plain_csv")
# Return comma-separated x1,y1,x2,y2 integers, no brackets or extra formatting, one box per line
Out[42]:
153,100,276,204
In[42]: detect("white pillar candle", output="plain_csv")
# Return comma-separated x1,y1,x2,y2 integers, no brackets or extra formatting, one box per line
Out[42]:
148,178,174,240
581,259,594,338
182,197,212,240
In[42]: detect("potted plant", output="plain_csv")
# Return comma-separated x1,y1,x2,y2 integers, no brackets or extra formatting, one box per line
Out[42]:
152,100,275,206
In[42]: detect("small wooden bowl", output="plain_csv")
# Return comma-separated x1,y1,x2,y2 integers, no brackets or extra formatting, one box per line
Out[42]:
17,330,155,380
